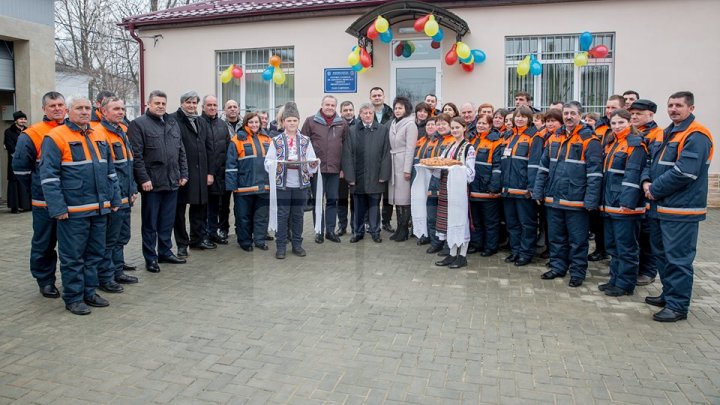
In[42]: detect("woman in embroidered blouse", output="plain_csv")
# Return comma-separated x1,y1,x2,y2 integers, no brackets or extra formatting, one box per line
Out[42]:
434,117,476,269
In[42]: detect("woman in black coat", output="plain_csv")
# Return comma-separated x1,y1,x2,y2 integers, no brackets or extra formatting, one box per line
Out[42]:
4,111,31,212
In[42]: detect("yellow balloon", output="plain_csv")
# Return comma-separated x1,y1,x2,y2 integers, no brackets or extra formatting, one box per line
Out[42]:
375,16,389,33
273,68,286,85
348,51,360,66
359,67,367,73
517,56,531,77
574,52,589,67
456,42,470,59
424,19,439,37
220,69,232,84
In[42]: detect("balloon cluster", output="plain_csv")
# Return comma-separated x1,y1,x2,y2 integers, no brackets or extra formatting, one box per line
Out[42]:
261,55,286,85
413,14,443,49
347,46,372,72
516,54,542,77
574,31,610,67
367,16,393,44
394,41,416,58
444,41,486,73
219,64,243,84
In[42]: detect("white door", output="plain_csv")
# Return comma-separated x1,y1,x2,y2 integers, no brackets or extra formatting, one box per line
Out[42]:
389,38,442,107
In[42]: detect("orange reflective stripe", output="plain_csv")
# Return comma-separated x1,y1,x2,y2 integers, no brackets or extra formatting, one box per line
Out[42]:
656,206,706,215
558,199,584,207
32,199,47,207
544,197,553,204
506,188,528,195
601,205,645,215
470,192,499,199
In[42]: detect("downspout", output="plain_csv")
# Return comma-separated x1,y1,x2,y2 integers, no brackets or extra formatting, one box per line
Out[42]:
127,23,145,113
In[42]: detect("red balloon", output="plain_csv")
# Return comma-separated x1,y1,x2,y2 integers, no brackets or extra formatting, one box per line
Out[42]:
445,44,458,65
367,23,379,40
231,66,243,79
461,62,475,72
413,15,430,32
360,48,372,68
592,44,609,58
395,43,404,57
431,41,441,49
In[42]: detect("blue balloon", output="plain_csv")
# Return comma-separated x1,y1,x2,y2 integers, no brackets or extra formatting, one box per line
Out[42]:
262,66,274,81
379,28,393,44
432,28,444,42
459,54,473,64
402,42,412,58
351,63,363,72
579,31,593,52
530,60,542,76
471,49,486,64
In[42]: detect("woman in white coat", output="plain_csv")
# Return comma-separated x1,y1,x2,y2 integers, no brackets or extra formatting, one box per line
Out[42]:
388,96,418,241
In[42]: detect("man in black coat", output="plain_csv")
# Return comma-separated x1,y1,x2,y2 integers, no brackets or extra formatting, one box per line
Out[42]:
201,95,231,245
342,103,391,243
170,91,217,256
369,87,395,232
129,90,189,272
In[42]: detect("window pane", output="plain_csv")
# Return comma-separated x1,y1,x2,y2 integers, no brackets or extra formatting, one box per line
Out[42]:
390,39,441,61
506,67,534,108
245,72,268,113
540,63,573,109
580,64,610,113
274,73,294,115
396,67,436,106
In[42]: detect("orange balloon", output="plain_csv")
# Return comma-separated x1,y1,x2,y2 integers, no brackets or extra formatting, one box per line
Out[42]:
269,55,281,67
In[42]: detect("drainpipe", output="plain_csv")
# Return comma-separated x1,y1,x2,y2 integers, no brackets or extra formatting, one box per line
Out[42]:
127,23,145,114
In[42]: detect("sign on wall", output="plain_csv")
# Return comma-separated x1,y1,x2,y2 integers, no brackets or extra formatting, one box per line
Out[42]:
324,68,357,93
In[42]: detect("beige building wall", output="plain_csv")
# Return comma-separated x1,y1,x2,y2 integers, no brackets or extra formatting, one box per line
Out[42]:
140,0,719,171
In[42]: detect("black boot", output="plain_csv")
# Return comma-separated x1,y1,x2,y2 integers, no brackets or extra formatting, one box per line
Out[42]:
394,206,410,242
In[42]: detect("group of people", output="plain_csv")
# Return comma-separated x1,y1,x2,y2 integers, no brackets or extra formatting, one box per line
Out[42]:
10,86,712,323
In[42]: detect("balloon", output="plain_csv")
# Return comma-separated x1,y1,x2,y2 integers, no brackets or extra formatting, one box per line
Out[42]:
272,68,286,85
352,63,363,72
530,60,542,76
456,42,470,59
359,67,367,73
413,14,430,32
574,52,589,67
394,43,404,57
517,55,530,77
359,48,372,68
367,23,379,40
461,62,474,73
430,41,441,49
579,31,593,52
220,69,232,84
459,54,474,64
591,44,609,58
402,42,412,58
379,28,393,43
375,16,389,33
424,16,439,37
408,41,416,52
347,51,360,66
262,66,274,81
445,44,458,65
231,66,243,79
432,28,444,42
471,49,486,64
269,55,281,67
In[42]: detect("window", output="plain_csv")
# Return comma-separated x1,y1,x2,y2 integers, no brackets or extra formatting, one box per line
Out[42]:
216,47,294,118
505,33,614,113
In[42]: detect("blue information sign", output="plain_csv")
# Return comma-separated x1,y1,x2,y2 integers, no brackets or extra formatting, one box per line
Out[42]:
324,68,357,93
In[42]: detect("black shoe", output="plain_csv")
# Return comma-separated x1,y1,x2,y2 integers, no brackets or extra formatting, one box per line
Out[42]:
325,232,341,243
99,281,124,294
480,250,497,257
145,260,161,273
218,230,228,240
416,236,430,246
604,286,633,297
122,264,137,271
210,234,229,245
540,249,550,259
389,231,398,241
514,257,532,267
449,255,468,269
504,254,517,263
191,240,217,250
84,294,109,307
276,250,286,259
588,250,609,261
435,255,457,266
315,233,324,244
636,275,655,286
372,235,382,243
598,282,612,292
350,235,363,243
240,245,254,252
177,246,188,257
292,248,307,257
265,235,275,241
115,274,139,284
158,254,186,264
254,243,269,251
467,246,479,255
653,308,687,322
645,295,666,308
40,284,60,299
66,301,91,315
568,278,583,287
437,247,450,257
382,223,395,233
426,245,443,254
337,228,347,236
541,270,565,280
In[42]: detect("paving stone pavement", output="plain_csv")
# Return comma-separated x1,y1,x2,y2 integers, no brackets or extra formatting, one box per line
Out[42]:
1,206,719,404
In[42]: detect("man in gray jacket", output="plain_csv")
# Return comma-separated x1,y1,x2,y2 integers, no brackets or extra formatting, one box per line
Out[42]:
342,103,391,243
